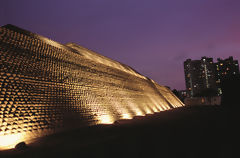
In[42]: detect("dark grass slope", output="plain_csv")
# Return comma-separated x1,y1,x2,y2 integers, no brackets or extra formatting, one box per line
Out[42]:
0,105,237,158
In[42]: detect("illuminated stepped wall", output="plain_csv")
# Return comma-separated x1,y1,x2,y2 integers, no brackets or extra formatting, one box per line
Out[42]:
0,24,184,149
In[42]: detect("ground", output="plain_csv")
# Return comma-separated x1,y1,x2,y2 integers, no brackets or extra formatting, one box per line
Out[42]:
0,105,237,158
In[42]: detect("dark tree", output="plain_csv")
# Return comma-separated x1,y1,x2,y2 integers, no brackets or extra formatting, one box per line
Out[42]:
172,89,179,97
172,89,185,102
221,74,240,109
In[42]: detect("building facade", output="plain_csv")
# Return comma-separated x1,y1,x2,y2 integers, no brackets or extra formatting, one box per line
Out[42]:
184,56,239,97
215,56,239,95
184,57,216,97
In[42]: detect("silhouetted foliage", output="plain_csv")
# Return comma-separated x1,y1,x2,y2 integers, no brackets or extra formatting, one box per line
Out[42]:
15,142,28,150
172,89,179,97
172,89,185,102
221,74,240,108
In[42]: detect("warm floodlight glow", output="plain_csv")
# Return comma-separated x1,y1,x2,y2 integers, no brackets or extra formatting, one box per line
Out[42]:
152,106,159,112
135,109,145,116
0,133,26,150
97,115,114,124
144,106,154,114
121,113,132,119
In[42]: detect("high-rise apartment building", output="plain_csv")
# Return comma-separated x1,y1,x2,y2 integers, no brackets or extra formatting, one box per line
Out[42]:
184,57,216,97
184,56,240,97
215,56,239,95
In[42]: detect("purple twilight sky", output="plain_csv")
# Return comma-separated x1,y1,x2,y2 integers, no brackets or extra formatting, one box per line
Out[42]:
1,0,240,90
